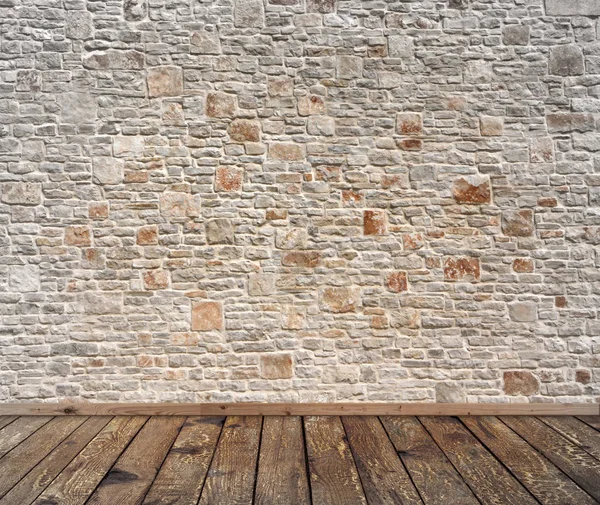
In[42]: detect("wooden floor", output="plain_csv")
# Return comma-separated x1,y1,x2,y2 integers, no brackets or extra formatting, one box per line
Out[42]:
0,415,599,504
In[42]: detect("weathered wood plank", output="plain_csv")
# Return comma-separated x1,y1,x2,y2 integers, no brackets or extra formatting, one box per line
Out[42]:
0,402,597,417
142,416,224,505
304,415,367,505
0,416,52,458
86,416,185,505
254,416,310,505
420,416,538,505
462,415,597,505
578,416,600,432
0,417,17,431
539,416,600,462
381,416,478,505
0,416,87,498
501,415,600,501
198,416,262,505
342,416,422,505
0,417,111,505
31,416,148,505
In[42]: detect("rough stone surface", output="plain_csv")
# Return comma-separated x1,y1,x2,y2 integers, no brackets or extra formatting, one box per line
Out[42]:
504,371,539,396
1,0,598,404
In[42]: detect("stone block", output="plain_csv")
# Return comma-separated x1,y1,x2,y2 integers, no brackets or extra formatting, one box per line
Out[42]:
160,192,200,218
396,112,422,135
206,92,237,118
307,116,335,136
320,286,360,313
83,50,144,70
545,0,600,16
124,0,147,20
206,218,234,244
444,257,480,282
512,258,533,273
66,11,93,40
435,383,466,403
502,209,535,237
249,274,276,295
1,182,42,205
298,95,326,116
9,265,40,292
530,137,554,163
228,119,261,142
137,225,158,245
191,30,221,55
336,56,362,79
215,166,244,192
269,143,305,161
192,301,223,331
480,116,504,136
547,113,594,133
113,136,145,157
502,25,529,46
144,270,169,290
260,354,293,379
89,202,109,219
452,175,491,204
147,66,183,98
307,0,335,13
65,226,91,247
282,251,321,267
364,209,387,235
58,92,96,124
388,35,414,58
276,228,308,249
385,271,408,292
93,157,124,185
549,45,584,76
83,292,122,315
503,371,539,395
234,0,264,28
268,77,294,97
509,302,537,322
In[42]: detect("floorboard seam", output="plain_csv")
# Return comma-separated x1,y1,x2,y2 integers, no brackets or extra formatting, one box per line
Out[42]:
194,416,227,505
338,416,370,505
300,416,314,505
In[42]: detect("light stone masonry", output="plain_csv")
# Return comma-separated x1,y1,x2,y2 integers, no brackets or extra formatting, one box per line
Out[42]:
0,0,598,405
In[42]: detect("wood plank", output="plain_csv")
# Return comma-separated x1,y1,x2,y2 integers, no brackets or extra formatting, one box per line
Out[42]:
0,402,597,416
31,416,148,505
0,416,52,458
0,417,17,431
142,416,224,505
501,415,600,501
343,416,422,505
0,417,111,505
198,416,262,505
86,416,185,505
578,416,600,431
462,415,597,505
254,416,310,505
381,416,479,505
304,415,367,505
0,416,87,498
539,416,600,461
420,416,538,505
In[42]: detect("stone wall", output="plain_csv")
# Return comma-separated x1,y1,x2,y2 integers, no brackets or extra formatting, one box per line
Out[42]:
1,0,599,404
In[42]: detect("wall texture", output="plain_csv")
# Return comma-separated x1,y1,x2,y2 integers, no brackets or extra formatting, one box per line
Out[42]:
1,0,599,404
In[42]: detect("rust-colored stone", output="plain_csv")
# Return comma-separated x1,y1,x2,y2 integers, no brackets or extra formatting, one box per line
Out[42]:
228,119,261,142
144,270,169,290
503,371,539,396
206,92,237,118
320,286,360,313
555,295,567,308
282,251,321,267
512,258,533,273
385,271,408,292
403,233,424,250
502,209,534,237
576,370,591,384
452,176,491,204
260,354,293,379
89,202,109,219
364,209,387,235
537,197,557,208
137,225,158,245
215,166,243,192
65,226,91,247
396,112,422,135
191,301,223,331
269,143,304,161
381,174,409,189
266,209,287,220
398,138,422,150
444,257,480,281
341,190,364,207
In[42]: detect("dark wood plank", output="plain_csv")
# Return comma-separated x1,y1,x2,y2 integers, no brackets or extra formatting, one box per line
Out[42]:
0,417,17,431
539,416,600,461
254,416,310,505
86,416,185,505
0,416,87,498
342,416,422,505
304,415,367,505
420,416,538,505
198,416,262,505
142,416,224,505
381,416,478,505
501,415,600,501
31,416,148,505
0,416,52,458
0,417,111,505
579,416,600,432
462,415,597,505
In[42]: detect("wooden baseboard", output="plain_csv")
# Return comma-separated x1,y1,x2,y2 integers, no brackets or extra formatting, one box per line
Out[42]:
0,402,597,416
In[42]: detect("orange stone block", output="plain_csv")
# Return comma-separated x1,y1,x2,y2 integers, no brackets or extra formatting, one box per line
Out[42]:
364,209,387,235
65,226,91,247
191,301,223,331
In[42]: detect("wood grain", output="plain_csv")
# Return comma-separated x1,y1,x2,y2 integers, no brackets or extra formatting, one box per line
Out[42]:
0,416,52,458
579,416,600,432
254,416,311,505
0,417,17,431
501,415,600,501
142,416,224,505
86,416,185,505
31,416,148,505
304,415,367,505
381,416,478,505
0,402,597,416
420,416,538,505
462,415,597,505
0,417,111,505
539,416,600,461
198,416,262,505
0,416,87,498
